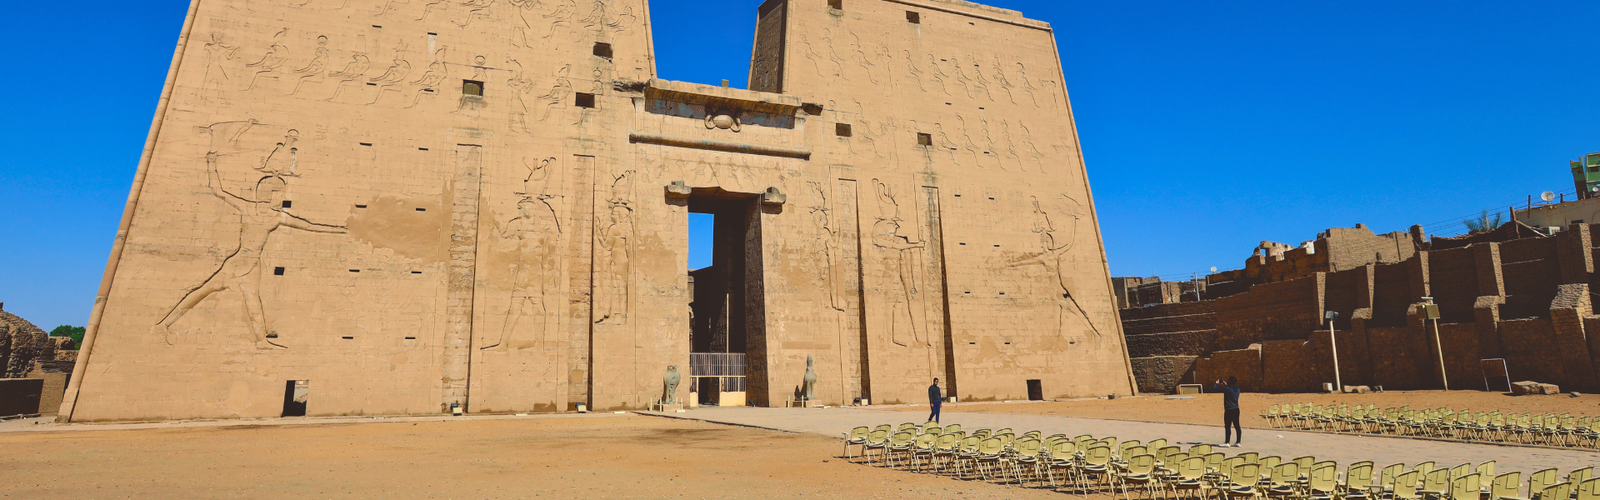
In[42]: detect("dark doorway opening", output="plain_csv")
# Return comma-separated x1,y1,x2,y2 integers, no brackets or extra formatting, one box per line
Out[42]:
282,380,308,417
686,189,766,406
1026,379,1043,401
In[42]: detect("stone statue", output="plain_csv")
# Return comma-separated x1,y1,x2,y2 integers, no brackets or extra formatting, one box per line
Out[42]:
802,356,818,402
661,365,681,406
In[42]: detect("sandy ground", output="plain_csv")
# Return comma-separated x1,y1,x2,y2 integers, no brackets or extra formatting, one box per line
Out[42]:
891,390,1600,429
0,413,1095,500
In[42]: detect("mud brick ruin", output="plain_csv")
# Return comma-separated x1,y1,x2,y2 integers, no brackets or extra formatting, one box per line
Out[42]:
58,0,1137,421
1123,221,1600,395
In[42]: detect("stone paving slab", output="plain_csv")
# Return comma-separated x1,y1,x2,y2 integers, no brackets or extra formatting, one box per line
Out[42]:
644,406,1600,474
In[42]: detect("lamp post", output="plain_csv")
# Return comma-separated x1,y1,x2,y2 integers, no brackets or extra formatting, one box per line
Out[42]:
1422,297,1448,391
1325,311,1341,393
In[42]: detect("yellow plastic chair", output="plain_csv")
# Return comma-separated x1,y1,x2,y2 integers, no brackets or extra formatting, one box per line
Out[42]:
1117,454,1159,500
1452,474,1482,500
1529,469,1560,500
1575,478,1600,500
1307,464,1339,500
1167,456,1210,500
1570,468,1595,487
1542,482,1574,500
1371,463,1406,496
1225,463,1264,500
842,426,870,459
1264,463,1301,500
1343,461,1375,500
1419,468,1450,500
1491,472,1525,500
1393,471,1423,500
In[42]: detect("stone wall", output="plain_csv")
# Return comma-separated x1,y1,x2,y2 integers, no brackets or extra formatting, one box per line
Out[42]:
0,305,53,379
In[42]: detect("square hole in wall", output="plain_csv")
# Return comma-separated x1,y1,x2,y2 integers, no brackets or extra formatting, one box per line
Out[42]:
802,103,824,115
593,42,613,59
355,204,367,209
416,207,427,212
917,133,932,146
576,93,596,108
281,200,292,208
462,80,484,97
906,11,920,23
836,123,852,137
274,267,285,276
828,0,841,9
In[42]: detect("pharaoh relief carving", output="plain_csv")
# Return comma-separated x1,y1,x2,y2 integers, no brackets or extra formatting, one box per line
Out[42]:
870,179,927,348
322,47,372,101
595,170,635,325
366,43,413,102
289,36,331,95
200,32,240,102
579,0,639,33
482,156,563,351
542,0,578,39
403,48,448,108
1007,194,1101,342
154,124,349,350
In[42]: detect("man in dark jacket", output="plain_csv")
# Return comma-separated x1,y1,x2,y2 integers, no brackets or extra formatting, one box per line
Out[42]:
927,378,942,424
1214,376,1242,447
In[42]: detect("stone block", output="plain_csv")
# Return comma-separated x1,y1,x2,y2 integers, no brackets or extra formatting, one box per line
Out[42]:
1512,381,1562,395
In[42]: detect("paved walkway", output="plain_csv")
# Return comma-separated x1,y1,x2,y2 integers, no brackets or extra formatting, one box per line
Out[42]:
643,406,1600,474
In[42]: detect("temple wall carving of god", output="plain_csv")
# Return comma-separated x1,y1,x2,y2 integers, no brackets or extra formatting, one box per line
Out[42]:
56,0,1136,422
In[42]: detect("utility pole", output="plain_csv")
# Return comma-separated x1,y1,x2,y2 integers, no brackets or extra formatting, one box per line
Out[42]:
1422,297,1448,390
1325,311,1341,392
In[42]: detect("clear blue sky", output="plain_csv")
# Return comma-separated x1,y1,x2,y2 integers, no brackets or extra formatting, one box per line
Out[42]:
3,0,1597,329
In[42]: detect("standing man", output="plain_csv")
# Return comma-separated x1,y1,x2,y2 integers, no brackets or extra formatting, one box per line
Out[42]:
1214,376,1242,447
927,378,943,424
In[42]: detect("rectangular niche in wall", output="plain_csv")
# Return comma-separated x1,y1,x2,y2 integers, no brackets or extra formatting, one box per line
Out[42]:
281,380,309,417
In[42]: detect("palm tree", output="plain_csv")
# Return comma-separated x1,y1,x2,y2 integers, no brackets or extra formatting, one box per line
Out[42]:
1463,210,1504,234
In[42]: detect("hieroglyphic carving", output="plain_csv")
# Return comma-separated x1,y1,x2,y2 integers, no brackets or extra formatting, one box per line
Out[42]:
989,55,1017,105
748,0,787,93
481,156,562,351
153,125,348,350
289,36,330,96
849,33,878,85
455,0,497,27
578,0,637,33
809,181,845,313
1013,61,1042,107
509,0,540,47
1016,120,1050,174
871,179,925,347
1007,195,1100,341
244,28,290,91
594,170,634,325
927,54,953,96
794,30,825,78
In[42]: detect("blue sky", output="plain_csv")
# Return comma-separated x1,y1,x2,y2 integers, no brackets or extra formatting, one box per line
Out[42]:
3,0,1597,329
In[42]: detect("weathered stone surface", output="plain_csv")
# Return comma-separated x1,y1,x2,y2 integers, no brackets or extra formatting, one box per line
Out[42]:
0,305,53,379
1511,381,1562,396
1130,356,1196,394
62,0,1133,422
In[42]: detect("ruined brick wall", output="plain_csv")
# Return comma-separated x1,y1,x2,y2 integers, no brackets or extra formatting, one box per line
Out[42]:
1323,266,1368,331
1500,238,1561,320
1429,248,1480,323
1194,346,1262,392
1322,226,1417,272
1214,275,1322,350
1499,318,1564,384
1370,262,1414,327
1131,356,1196,394
1365,325,1431,390
0,309,52,379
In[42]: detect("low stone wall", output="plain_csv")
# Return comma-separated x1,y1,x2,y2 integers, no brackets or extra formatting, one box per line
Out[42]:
0,378,43,417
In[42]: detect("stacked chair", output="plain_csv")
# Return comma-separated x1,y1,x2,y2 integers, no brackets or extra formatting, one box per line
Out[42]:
1261,404,1600,448
843,424,1599,500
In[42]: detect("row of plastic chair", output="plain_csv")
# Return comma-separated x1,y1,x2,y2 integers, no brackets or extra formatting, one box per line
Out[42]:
1263,403,1600,448
842,422,1600,500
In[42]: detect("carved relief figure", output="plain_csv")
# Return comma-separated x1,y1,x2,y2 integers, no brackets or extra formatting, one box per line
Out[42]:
871,179,925,347
534,64,572,121
507,59,536,132
595,171,634,325
542,0,577,39
405,48,448,108
153,136,349,350
795,31,825,77
808,182,845,312
1014,61,1041,107
455,0,497,27
508,0,542,47
1007,195,1101,341
820,28,846,78
366,44,413,104
849,33,878,85
289,36,331,96
200,33,240,102
244,28,290,91
322,50,371,101
1017,120,1050,173
990,55,1018,104
900,49,928,93
481,194,560,350
926,54,953,96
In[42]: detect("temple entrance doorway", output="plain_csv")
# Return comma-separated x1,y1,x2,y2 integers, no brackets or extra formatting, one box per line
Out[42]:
685,189,764,406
